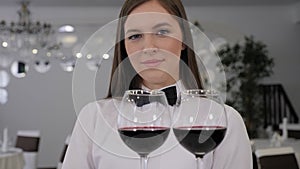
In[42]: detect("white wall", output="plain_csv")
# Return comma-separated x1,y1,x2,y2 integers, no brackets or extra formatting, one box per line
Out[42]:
0,4,299,167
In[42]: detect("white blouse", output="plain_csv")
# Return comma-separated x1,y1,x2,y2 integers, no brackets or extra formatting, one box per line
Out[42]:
62,83,252,169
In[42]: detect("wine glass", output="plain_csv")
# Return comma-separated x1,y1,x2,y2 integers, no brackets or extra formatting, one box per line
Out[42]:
117,89,171,169
173,89,227,169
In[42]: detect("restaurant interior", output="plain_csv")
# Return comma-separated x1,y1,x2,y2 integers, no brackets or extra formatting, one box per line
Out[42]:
0,0,300,169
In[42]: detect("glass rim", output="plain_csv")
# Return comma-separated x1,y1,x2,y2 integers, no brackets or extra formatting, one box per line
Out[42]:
182,89,220,96
125,89,166,96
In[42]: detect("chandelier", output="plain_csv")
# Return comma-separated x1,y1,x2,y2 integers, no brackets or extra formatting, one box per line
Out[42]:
0,1,83,104
0,0,83,73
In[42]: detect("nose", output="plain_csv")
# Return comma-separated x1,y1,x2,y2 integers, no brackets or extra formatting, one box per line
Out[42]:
142,34,158,56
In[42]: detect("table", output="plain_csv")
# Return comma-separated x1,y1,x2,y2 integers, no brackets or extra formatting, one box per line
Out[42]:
252,138,300,165
0,148,25,169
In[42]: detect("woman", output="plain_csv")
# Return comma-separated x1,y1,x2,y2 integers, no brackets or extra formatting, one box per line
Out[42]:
62,0,252,169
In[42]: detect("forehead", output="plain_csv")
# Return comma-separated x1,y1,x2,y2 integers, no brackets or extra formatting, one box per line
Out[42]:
125,12,179,31
129,0,170,15
124,0,180,31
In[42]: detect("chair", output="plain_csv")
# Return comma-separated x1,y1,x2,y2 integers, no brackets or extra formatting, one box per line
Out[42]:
15,130,41,169
279,123,300,139
255,147,299,169
57,135,71,169
252,152,259,169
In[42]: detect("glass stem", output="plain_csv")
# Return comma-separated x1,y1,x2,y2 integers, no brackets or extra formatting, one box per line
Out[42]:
140,155,148,169
196,157,204,169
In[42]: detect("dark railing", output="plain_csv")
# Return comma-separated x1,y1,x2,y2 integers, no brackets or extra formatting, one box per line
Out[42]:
260,84,299,128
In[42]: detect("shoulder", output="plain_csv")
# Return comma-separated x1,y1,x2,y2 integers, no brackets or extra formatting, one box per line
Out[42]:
79,99,114,114
80,98,120,121
214,105,252,169
223,105,249,140
225,105,245,128
217,105,250,146
77,99,115,125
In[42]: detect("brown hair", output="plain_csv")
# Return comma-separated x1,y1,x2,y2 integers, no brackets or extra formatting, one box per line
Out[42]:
107,0,203,98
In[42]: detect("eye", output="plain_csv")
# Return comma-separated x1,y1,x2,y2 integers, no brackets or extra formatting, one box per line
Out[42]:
156,29,170,36
128,34,143,40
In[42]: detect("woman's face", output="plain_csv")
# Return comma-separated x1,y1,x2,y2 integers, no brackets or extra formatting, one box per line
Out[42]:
124,0,184,89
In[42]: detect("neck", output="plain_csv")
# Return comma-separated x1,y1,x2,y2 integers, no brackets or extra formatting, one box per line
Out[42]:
142,79,177,90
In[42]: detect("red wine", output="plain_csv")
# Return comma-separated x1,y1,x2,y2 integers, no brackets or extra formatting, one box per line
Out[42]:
173,126,226,158
118,126,170,156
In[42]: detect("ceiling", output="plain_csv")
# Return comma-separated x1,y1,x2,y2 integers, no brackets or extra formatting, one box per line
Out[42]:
0,0,299,7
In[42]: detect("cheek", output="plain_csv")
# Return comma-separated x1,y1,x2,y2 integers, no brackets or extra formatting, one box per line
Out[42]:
125,41,138,55
128,54,138,68
125,41,141,69
158,38,183,57
127,51,143,73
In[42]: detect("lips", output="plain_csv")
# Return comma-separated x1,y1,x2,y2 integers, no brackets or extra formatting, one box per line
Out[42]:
140,59,165,67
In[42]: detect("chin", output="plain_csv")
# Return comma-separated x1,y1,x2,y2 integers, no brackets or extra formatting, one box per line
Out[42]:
140,69,176,87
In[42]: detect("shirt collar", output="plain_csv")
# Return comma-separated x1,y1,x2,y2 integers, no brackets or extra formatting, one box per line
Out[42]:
141,80,185,97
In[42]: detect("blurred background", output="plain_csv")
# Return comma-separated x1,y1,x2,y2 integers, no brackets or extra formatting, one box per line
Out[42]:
0,0,299,168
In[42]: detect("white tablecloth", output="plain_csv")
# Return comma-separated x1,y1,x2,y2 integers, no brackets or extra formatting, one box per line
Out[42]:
0,148,25,169
252,138,300,165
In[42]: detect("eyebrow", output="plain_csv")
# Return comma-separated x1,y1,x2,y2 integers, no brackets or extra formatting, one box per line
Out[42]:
152,22,172,29
125,22,172,36
125,29,141,36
